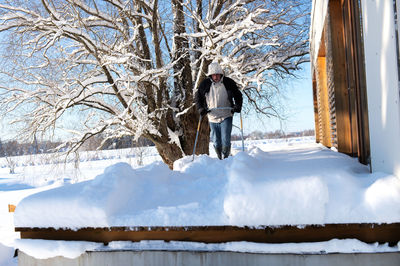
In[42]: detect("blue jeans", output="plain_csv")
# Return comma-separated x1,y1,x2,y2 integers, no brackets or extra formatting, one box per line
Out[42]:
209,117,233,149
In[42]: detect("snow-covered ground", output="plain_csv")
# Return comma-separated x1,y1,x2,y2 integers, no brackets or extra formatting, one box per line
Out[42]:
1,137,399,264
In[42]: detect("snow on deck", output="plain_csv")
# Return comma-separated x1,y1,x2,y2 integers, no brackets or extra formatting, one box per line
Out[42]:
13,140,400,229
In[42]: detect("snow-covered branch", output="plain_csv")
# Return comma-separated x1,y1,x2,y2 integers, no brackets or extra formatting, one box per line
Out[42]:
0,0,310,167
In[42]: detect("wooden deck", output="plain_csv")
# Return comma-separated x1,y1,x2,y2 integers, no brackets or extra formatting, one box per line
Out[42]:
16,223,400,246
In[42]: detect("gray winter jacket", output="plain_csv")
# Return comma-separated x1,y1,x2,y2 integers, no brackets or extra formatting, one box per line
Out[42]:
195,76,242,117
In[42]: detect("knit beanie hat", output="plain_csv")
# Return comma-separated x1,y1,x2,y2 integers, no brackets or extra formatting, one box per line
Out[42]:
207,62,224,76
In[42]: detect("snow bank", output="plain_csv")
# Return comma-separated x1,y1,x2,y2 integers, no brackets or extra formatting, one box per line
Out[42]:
102,239,400,254
15,239,102,260
0,243,16,266
14,143,400,229
14,239,400,260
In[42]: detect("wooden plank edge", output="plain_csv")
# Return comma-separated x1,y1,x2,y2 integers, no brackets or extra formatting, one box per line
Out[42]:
8,204,16,213
15,223,400,246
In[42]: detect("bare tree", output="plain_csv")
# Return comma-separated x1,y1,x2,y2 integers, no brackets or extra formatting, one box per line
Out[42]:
1,140,18,173
0,0,309,168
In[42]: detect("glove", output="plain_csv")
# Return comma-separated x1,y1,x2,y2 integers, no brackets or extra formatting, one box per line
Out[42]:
200,108,209,116
232,105,241,114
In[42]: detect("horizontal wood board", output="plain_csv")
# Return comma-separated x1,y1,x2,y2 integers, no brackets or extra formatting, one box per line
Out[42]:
16,223,400,246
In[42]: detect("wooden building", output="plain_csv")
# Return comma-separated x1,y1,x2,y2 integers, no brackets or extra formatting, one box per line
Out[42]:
311,0,400,178
16,1,400,265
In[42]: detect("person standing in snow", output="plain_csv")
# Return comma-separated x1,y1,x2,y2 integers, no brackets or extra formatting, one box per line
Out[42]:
195,62,242,159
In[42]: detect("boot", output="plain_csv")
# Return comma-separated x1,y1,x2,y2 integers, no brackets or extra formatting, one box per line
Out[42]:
214,146,222,160
222,145,231,159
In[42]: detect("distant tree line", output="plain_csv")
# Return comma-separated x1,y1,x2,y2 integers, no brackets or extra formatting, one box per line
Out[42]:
0,136,154,158
0,130,314,158
232,129,315,141
80,136,155,151
0,139,62,157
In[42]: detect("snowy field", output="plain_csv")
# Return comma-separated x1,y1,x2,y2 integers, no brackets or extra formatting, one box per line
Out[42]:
1,137,400,264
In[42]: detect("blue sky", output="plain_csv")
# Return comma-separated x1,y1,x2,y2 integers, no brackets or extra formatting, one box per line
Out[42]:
0,62,315,141
279,62,315,132
236,62,315,135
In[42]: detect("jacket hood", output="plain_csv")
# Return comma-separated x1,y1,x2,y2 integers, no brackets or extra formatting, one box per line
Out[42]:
207,62,224,76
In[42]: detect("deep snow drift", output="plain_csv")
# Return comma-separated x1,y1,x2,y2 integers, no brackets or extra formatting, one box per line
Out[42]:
14,141,400,229
1,137,399,262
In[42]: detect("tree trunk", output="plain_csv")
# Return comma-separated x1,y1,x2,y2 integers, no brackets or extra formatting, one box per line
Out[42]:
181,109,210,157
150,110,210,169
154,142,184,169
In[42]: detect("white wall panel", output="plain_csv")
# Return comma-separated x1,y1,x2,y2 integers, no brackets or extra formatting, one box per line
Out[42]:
361,0,400,177
310,0,329,71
